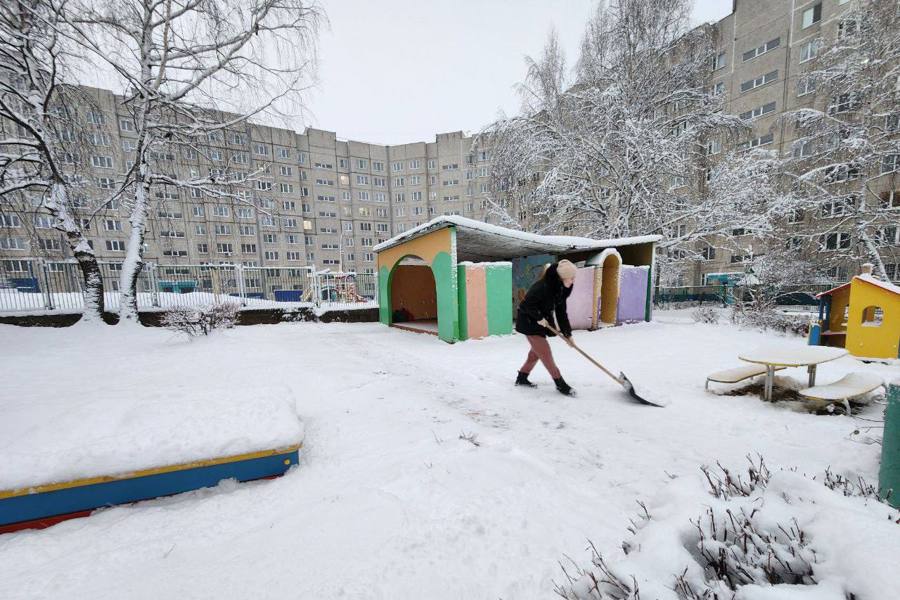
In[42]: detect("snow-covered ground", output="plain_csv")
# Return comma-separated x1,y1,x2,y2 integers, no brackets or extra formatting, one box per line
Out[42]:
0,312,896,599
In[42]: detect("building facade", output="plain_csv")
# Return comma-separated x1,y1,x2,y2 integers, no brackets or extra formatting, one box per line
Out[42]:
1,0,897,292
0,85,494,289
683,0,899,286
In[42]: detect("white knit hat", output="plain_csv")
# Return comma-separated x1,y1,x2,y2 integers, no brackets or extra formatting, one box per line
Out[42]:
557,259,577,280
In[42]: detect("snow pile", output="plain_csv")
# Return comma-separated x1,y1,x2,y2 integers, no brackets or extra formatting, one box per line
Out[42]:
557,459,900,600
0,386,303,491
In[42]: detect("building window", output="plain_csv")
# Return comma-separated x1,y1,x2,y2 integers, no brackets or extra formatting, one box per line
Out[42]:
740,70,778,93
799,39,820,63
837,18,858,39
215,224,232,235
217,243,234,255
0,237,27,250
881,190,900,209
119,118,134,132
881,154,899,175
829,93,859,114
254,143,269,156
797,75,817,97
91,155,114,169
788,209,804,224
0,214,21,228
742,37,780,62
739,101,776,121
824,164,860,183
738,133,775,150
793,139,814,158
821,195,856,216
801,3,821,29
822,232,851,250
105,240,126,252
711,51,727,71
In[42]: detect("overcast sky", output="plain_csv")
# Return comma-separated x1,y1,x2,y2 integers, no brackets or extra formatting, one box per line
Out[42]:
306,0,734,145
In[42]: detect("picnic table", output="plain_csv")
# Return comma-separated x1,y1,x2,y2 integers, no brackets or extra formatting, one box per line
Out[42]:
738,345,848,401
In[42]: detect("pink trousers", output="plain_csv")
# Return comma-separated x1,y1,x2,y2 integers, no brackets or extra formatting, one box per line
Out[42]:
519,335,561,379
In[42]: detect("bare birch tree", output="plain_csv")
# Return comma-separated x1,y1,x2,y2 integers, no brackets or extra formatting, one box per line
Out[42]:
0,0,107,322
484,0,748,255
62,0,323,323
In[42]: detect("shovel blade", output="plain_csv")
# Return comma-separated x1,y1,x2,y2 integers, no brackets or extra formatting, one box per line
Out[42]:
619,372,665,407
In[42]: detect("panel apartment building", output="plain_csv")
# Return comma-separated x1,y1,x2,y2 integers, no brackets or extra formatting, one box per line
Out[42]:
0,85,495,288
680,0,899,286
2,0,897,291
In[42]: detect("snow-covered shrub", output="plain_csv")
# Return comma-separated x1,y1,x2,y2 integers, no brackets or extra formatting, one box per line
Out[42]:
556,456,899,600
730,306,809,337
691,307,720,325
161,302,240,337
556,549,640,600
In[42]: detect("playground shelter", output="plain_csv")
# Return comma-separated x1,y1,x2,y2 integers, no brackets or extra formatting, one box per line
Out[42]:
374,216,660,343
809,267,900,360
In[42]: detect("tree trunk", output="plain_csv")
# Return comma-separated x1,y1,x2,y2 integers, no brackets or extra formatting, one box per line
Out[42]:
46,182,106,323
118,173,150,324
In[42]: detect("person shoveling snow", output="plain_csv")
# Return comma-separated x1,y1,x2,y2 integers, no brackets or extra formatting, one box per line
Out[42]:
514,259,577,396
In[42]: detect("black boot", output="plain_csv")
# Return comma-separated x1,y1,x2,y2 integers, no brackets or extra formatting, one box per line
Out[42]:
554,376,574,396
515,371,536,387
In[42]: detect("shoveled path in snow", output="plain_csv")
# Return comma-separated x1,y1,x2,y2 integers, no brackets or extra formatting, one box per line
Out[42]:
0,316,891,599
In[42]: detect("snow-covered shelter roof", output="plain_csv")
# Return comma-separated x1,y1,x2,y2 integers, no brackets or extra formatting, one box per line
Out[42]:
373,216,661,262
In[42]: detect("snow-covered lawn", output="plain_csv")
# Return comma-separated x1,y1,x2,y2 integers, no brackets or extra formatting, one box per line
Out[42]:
0,314,896,599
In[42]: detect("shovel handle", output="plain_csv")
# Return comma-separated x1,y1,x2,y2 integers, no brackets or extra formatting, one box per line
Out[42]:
543,323,623,385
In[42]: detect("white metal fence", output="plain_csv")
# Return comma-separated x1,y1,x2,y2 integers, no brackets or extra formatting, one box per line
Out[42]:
0,258,377,314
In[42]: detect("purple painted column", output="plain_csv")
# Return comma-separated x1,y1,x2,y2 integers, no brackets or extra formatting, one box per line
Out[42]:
617,266,649,323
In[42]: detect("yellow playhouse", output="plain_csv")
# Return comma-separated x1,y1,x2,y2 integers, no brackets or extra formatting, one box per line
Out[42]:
809,264,900,360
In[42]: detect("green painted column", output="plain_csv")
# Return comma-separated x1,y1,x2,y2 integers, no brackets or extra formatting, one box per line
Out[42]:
378,265,391,325
457,265,469,341
431,251,459,343
880,382,900,508
485,264,513,335
644,266,653,322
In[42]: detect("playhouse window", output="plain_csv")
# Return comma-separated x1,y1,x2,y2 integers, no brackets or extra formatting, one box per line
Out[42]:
860,305,884,327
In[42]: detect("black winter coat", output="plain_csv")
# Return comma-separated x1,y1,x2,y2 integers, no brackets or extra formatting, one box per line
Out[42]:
515,263,573,338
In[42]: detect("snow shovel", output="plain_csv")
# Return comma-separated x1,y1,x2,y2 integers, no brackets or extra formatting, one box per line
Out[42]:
545,323,663,407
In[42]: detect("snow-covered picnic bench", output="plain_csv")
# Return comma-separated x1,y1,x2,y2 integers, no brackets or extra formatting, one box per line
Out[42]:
799,372,885,404
705,365,785,390
737,345,848,401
